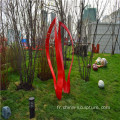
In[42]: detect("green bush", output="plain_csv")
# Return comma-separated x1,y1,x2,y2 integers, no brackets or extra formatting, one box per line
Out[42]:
37,47,57,81
8,43,22,72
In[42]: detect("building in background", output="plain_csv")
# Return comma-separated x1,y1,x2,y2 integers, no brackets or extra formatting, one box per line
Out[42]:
83,7,97,23
85,8,120,54
102,9,120,23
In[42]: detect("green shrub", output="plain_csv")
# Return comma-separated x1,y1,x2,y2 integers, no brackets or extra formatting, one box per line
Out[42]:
8,43,22,72
37,47,57,81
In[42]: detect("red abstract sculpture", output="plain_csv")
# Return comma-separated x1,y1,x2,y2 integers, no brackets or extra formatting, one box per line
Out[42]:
45,18,74,100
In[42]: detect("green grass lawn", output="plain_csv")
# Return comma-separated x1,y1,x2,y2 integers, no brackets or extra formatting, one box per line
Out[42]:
0,53,120,120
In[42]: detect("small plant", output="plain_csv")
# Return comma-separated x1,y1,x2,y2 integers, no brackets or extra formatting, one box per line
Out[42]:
37,47,56,81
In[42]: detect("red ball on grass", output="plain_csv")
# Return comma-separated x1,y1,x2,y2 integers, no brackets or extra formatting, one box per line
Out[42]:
93,64,98,71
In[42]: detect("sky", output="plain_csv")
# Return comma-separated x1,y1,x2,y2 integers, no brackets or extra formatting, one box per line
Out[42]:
1,0,120,25
0,0,119,36
70,0,119,16
88,0,120,15
46,0,120,22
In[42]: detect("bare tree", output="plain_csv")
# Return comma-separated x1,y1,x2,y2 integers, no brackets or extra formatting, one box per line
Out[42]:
2,0,43,90
72,0,109,81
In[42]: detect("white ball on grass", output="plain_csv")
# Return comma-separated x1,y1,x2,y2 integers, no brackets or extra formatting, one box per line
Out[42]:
98,80,104,88
101,58,108,66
